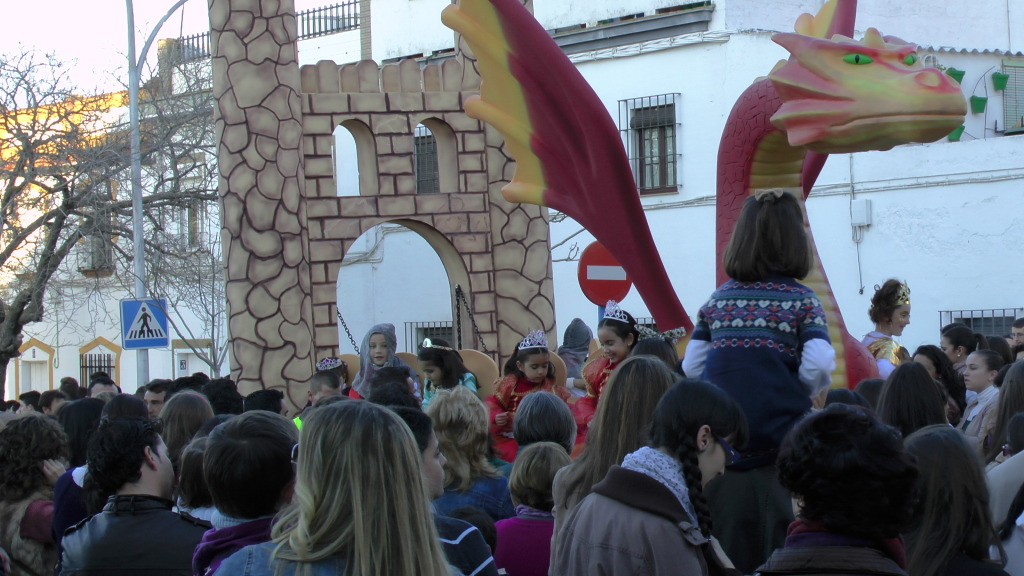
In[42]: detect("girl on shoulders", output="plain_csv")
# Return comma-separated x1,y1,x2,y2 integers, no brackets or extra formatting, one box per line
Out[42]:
487,331,570,462
418,338,477,409
682,188,835,574
862,279,912,379
571,301,639,444
349,323,419,400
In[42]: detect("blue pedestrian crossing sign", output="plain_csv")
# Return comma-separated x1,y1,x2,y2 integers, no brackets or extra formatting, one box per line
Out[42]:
120,298,170,350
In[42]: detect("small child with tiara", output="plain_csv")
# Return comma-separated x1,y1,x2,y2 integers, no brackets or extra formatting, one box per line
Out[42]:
570,300,640,445
487,330,571,462
417,338,477,409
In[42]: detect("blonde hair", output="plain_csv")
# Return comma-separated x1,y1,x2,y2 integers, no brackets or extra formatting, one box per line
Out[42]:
509,441,571,510
271,401,450,576
425,386,497,491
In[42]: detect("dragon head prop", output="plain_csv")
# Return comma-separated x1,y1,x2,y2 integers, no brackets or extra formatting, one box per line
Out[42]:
769,28,966,153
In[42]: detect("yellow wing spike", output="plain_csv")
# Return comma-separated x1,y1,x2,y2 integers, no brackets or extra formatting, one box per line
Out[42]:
861,28,888,49
793,0,838,38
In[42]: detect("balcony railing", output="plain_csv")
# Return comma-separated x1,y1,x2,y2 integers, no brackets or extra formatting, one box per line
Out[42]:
174,1,359,63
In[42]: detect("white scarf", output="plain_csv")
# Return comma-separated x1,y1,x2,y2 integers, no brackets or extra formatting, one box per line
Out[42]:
621,446,697,524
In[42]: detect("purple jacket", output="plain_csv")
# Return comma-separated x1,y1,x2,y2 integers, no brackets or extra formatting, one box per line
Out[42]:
192,517,274,576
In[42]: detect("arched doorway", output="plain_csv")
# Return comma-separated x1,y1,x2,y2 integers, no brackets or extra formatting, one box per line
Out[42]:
335,219,474,355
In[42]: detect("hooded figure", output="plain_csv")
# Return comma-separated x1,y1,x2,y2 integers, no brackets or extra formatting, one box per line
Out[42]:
557,319,592,381
350,323,419,399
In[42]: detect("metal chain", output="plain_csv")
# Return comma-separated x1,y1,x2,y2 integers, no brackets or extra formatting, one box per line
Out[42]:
455,290,463,349
336,309,360,354
454,285,490,354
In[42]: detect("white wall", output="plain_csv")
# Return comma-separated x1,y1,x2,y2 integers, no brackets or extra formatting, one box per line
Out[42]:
336,224,452,353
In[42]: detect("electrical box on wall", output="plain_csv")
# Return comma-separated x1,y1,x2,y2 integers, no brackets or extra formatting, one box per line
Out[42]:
851,199,872,227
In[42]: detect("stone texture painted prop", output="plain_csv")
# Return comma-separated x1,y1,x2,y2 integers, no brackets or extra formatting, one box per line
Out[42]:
210,0,316,399
443,0,965,389
212,0,556,405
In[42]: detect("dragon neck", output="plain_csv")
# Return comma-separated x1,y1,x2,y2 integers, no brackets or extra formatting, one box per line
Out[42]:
716,79,855,388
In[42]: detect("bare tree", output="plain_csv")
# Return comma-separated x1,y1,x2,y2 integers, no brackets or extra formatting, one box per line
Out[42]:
0,49,217,397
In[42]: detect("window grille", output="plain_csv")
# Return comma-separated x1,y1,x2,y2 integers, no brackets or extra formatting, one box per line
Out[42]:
414,125,440,194
404,321,453,352
174,2,361,62
619,94,680,195
939,308,1024,339
1003,59,1024,135
80,353,115,385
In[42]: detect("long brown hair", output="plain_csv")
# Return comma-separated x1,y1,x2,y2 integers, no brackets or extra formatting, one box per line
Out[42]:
985,362,1024,463
556,356,674,513
904,425,1005,576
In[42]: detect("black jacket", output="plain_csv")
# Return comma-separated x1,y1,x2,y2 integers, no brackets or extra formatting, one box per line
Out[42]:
756,545,908,576
58,495,210,576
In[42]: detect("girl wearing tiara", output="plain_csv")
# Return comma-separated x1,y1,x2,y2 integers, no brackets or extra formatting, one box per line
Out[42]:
349,323,420,400
862,279,912,379
417,338,477,409
571,300,640,445
682,189,835,574
487,330,571,462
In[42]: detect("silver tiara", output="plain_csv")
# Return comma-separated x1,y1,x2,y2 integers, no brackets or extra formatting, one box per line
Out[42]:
518,329,549,350
316,358,343,371
604,300,632,325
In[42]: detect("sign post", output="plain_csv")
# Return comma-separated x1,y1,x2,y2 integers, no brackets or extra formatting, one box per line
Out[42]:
577,242,633,314
120,298,170,350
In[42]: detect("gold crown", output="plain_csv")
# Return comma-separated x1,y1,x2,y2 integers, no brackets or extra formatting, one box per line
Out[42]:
896,282,911,305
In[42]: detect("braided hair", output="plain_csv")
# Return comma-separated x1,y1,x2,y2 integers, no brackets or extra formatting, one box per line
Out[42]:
649,380,748,536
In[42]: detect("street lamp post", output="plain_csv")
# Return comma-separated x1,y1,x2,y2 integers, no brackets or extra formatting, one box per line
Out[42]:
126,0,194,387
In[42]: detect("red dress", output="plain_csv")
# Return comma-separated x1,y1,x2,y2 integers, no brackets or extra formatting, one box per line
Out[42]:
487,375,571,462
572,356,619,445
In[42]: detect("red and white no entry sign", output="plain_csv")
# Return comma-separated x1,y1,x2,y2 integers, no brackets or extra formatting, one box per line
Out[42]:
577,241,632,306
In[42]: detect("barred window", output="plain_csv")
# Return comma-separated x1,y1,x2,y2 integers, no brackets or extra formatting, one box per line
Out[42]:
80,352,115,385
619,94,680,195
939,308,1024,339
404,321,453,352
414,124,440,194
1003,59,1024,135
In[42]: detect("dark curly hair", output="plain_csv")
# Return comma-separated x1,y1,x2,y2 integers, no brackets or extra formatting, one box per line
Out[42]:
777,404,918,541
868,279,906,324
202,378,244,415
0,414,69,502
649,380,748,537
83,418,160,513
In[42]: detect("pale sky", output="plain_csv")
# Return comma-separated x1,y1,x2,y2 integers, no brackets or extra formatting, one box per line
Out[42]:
2,0,314,94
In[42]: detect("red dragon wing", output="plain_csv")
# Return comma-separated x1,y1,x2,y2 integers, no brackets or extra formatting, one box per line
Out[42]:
442,0,691,333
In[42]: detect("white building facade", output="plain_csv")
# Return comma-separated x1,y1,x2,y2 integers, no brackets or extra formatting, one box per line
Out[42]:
8,0,1021,398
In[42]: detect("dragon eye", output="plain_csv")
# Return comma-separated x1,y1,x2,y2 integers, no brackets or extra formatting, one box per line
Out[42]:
843,54,874,65
904,54,918,65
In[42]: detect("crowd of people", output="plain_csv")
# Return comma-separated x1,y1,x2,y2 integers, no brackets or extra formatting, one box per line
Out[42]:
2,188,1024,575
